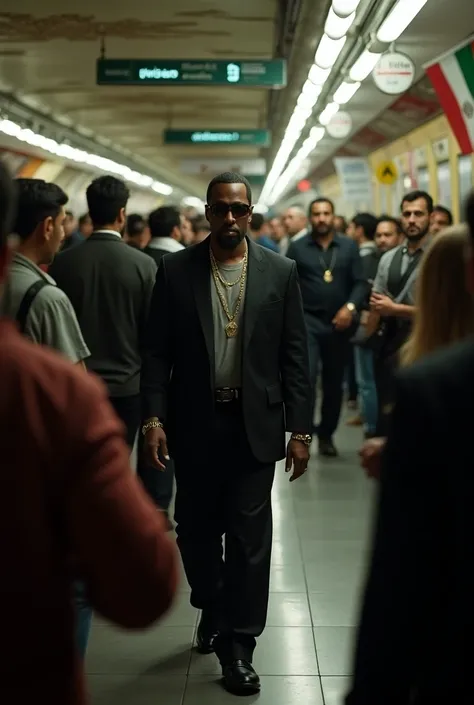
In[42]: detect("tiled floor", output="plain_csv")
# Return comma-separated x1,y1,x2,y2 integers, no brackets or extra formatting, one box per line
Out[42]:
86,418,376,704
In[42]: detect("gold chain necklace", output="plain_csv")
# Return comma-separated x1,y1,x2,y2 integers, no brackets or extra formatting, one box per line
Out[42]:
210,248,248,338
210,247,243,288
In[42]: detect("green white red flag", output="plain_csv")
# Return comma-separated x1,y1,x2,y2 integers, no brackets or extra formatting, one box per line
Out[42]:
424,36,474,155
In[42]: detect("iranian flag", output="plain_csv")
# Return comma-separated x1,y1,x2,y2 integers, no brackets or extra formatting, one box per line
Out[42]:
425,36,474,155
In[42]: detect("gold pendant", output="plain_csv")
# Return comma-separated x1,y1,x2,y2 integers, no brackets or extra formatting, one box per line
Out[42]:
323,269,333,283
225,320,238,338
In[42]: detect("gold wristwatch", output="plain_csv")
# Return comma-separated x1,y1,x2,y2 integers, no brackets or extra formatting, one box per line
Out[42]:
291,433,312,447
141,418,163,436
346,302,356,313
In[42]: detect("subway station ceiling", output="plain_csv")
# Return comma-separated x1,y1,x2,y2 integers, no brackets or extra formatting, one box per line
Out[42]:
0,0,292,199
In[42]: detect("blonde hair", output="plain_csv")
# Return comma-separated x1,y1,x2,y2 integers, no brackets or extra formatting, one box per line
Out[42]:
400,224,474,366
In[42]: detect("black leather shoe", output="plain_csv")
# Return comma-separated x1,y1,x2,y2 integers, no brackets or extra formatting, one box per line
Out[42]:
319,438,338,457
196,613,219,654
222,659,261,695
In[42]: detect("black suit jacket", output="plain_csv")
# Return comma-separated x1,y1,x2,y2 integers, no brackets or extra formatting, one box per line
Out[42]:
141,237,312,463
50,232,157,397
143,245,168,268
347,338,474,705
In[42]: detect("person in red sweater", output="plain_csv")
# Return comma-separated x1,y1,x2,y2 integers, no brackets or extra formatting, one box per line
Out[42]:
0,161,178,704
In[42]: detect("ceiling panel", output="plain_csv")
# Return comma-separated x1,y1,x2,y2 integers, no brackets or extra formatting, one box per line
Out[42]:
0,0,281,194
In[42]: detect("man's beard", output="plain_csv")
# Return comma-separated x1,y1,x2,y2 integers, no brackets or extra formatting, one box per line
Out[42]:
312,224,331,237
215,228,245,250
404,223,430,243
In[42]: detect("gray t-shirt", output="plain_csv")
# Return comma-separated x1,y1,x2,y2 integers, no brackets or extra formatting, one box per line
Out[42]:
211,260,246,388
0,253,90,364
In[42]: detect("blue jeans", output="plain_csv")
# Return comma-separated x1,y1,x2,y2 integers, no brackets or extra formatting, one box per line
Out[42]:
354,346,378,435
74,581,92,659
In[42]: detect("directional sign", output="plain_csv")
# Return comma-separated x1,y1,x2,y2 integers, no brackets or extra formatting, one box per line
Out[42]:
97,59,286,88
164,130,270,146
375,160,398,185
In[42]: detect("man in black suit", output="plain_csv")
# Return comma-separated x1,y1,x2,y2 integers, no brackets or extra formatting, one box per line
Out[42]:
345,192,474,705
141,172,312,695
49,175,157,448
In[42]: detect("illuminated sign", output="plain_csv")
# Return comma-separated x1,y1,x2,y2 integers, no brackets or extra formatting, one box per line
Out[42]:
165,130,271,146
97,59,286,88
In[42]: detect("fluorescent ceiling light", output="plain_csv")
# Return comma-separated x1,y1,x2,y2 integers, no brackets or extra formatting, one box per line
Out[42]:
308,64,331,86
297,92,318,110
302,79,323,99
315,34,347,70
377,0,429,43
0,118,173,195
319,102,340,126
310,126,326,141
325,8,356,39
333,80,361,103
349,50,382,81
332,0,362,17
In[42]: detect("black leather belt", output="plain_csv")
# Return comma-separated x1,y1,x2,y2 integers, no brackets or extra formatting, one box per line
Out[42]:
215,387,240,403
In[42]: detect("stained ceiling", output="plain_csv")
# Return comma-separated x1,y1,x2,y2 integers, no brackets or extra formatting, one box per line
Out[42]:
0,0,285,198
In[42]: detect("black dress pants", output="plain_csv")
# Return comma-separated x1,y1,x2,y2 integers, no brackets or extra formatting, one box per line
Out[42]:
174,400,275,663
307,322,351,439
109,394,141,450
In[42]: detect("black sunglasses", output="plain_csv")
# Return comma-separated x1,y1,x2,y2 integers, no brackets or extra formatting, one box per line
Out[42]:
209,202,251,219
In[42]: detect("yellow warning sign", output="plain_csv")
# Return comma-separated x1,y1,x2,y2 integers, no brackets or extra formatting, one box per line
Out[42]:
375,160,398,185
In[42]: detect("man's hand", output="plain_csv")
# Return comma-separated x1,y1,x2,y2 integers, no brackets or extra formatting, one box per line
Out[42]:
370,292,396,317
332,305,353,331
285,438,310,482
144,425,170,471
359,437,386,479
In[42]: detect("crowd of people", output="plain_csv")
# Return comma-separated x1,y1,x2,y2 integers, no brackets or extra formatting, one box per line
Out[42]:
0,159,473,705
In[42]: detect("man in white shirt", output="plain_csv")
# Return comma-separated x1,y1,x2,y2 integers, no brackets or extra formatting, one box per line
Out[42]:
280,206,308,255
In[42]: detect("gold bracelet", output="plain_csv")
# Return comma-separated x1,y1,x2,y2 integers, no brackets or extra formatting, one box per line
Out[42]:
141,419,163,436
291,433,312,447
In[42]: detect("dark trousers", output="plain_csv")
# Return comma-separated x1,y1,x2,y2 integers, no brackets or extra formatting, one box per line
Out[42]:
307,324,351,439
109,394,141,450
136,432,174,512
174,401,275,663
374,353,397,437
346,346,358,402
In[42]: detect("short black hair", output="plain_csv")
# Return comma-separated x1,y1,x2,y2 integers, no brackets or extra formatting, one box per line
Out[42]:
250,213,265,231
86,175,130,228
377,214,402,233
433,204,453,225
78,213,91,227
467,191,474,241
400,190,434,214
206,172,252,205
14,179,68,241
351,212,378,241
334,215,348,231
309,197,335,216
148,205,181,239
127,213,146,237
192,217,209,234
0,160,17,247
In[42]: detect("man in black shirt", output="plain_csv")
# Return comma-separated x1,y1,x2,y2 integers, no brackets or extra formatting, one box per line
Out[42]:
143,206,185,266
287,198,366,456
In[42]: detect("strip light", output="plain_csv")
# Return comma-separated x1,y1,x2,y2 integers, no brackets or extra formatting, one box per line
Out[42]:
319,102,340,126
333,81,361,104
377,0,429,43
0,118,173,195
315,34,347,70
332,0,362,17
349,50,382,81
324,8,356,39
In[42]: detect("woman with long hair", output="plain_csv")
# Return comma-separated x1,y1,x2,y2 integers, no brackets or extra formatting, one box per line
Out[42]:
400,224,474,367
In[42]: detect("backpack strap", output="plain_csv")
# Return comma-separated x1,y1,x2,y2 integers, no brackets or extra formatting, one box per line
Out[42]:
16,280,51,334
